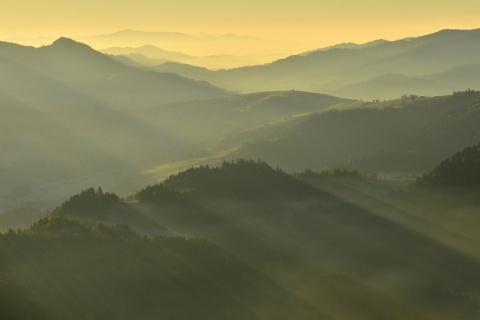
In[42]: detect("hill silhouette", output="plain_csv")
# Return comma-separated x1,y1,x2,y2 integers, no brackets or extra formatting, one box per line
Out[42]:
52,187,120,221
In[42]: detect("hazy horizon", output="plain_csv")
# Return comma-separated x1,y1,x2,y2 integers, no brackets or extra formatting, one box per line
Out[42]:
2,0,479,60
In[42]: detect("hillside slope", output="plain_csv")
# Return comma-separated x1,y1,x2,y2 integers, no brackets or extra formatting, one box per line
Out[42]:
0,37,231,108
233,90,480,174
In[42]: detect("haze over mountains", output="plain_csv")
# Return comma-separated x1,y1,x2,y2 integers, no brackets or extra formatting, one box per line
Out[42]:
0,35,346,209
5,28,480,98
2,29,480,209
5,29,287,68
102,44,266,69
150,28,480,99
2,25,480,319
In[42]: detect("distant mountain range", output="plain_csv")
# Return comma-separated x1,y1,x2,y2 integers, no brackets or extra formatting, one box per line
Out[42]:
0,37,231,107
7,28,480,93
75,29,280,64
151,28,480,99
101,44,266,69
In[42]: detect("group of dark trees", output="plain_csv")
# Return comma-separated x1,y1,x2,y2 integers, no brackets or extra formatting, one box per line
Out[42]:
415,143,480,187
51,187,120,221
294,168,370,180
134,159,319,202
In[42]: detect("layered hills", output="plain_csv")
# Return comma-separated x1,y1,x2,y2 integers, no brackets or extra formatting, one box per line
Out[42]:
151,28,480,99
3,27,480,320
0,36,345,210
233,90,480,174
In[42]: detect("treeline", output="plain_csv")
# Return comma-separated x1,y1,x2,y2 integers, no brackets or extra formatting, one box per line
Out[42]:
415,143,480,187
294,168,373,180
133,159,319,203
51,187,120,221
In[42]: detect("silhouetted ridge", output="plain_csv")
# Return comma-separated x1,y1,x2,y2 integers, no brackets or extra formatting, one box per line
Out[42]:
48,37,97,52
51,37,81,46
52,187,120,220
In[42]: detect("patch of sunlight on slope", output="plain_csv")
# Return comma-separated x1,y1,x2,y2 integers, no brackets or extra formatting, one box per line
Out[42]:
325,98,410,111
307,177,480,263
325,100,364,111
143,148,239,182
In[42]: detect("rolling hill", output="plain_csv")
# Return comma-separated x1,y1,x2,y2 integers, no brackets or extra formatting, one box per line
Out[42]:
232,90,480,174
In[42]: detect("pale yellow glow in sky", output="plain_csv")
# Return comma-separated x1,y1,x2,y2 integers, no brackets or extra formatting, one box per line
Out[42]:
1,0,479,56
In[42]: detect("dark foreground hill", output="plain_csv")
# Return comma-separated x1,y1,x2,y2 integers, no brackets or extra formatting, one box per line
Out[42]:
105,161,480,318
5,159,480,318
0,217,322,320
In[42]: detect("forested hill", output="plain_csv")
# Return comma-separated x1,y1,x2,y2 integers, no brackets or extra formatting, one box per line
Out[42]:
51,187,121,221
234,90,480,174
134,159,321,202
415,143,480,187
4,158,480,319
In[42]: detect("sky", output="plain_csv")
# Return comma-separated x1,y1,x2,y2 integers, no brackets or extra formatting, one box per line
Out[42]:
1,0,479,56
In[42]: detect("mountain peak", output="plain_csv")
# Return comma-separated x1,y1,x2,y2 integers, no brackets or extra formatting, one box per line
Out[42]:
49,37,99,52
51,37,80,46
46,37,101,55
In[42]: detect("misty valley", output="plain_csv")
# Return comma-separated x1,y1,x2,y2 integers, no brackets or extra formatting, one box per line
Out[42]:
1,28,480,320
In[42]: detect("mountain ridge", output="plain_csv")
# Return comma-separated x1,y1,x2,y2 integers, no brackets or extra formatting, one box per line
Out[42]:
151,28,480,98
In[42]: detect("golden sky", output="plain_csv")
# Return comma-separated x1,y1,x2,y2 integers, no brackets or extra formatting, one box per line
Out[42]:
1,0,479,55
